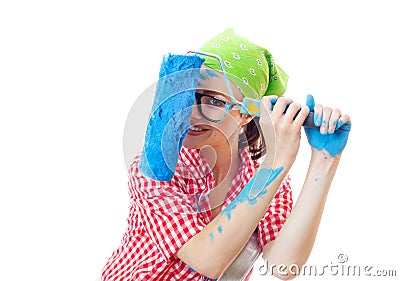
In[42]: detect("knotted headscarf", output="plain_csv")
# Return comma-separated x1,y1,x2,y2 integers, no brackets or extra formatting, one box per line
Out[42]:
199,28,288,99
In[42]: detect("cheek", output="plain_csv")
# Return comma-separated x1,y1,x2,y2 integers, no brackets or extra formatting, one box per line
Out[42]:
211,119,240,140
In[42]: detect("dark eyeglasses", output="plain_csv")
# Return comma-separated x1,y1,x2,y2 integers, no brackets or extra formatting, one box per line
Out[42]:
194,92,240,123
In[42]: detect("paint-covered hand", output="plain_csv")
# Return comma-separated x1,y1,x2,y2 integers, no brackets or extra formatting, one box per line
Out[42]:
304,94,351,158
260,96,310,169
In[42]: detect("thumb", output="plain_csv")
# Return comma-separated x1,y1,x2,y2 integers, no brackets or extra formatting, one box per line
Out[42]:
306,94,315,112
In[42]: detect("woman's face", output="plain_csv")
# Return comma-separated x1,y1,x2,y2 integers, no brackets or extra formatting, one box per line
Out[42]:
183,67,251,151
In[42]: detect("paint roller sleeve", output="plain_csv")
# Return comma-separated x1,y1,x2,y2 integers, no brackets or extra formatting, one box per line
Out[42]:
139,54,205,181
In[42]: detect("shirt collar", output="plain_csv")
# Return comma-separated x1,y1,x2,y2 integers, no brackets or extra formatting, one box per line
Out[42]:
176,146,258,180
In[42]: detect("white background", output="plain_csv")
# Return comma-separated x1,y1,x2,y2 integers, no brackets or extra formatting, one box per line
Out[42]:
1,1,399,280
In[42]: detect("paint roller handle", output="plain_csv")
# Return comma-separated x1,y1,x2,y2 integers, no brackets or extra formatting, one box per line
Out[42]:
302,111,319,130
240,97,321,130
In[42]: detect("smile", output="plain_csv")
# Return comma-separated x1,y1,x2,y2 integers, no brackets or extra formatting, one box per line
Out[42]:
187,125,209,135
189,126,208,132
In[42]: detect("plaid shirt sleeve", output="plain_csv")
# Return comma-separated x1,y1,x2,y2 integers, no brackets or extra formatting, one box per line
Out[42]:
128,155,208,263
257,176,293,248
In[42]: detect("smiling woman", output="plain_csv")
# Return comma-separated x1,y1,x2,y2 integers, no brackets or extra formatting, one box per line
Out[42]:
100,28,351,281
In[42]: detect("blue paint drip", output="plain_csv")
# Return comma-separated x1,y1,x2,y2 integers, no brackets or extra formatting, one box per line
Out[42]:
219,166,283,221
217,225,223,234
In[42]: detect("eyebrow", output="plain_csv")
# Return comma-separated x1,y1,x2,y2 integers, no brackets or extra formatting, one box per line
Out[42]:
198,89,230,101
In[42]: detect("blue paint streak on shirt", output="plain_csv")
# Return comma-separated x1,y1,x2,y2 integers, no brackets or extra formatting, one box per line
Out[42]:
219,166,283,221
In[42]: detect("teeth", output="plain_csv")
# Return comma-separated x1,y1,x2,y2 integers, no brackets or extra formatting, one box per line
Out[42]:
190,126,205,132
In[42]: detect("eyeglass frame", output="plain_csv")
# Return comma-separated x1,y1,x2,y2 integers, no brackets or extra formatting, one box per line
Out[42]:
194,91,242,123
187,51,245,123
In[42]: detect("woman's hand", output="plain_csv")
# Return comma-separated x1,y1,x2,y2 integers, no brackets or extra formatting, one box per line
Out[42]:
259,96,310,170
305,94,351,159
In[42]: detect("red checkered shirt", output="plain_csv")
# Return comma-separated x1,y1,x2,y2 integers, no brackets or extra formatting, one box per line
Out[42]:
101,147,292,281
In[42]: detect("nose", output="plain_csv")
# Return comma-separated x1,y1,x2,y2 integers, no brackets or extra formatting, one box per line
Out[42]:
190,103,203,120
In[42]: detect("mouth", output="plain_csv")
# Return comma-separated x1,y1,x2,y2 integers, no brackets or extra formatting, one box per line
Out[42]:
187,125,210,135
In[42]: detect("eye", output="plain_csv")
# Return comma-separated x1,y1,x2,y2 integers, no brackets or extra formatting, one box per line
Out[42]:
208,96,225,107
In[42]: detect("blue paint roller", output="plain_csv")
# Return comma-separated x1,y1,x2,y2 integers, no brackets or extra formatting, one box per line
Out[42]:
139,54,205,181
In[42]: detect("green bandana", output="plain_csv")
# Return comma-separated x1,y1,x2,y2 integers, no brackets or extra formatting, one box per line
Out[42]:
199,28,288,99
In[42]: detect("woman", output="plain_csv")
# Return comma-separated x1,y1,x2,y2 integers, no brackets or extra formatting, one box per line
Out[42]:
101,28,351,280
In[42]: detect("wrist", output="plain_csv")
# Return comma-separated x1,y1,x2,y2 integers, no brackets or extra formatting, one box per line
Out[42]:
309,149,340,175
311,148,341,163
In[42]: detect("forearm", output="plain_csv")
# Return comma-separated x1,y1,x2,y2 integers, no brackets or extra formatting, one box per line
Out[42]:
263,151,340,277
176,165,287,278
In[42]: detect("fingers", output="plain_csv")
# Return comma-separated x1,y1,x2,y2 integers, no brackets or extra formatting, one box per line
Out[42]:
306,94,315,112
291,104,310,127
319,106,332,134
314,104,351,134
261,96,308,128
273,97,293,115
261,96,350,134
328,108,341,134
337,113,351,131
260,95,279,113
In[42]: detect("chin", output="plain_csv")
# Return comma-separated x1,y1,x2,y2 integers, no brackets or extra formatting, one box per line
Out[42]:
182,137,202,150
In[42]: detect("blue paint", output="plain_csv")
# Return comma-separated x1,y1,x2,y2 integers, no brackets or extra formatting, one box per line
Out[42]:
217,225,223,234
337,120,344,129
187,265,196,273
218,166,283,221
199,68,220,82
205,68,220,78
199,72,208,81
328,120,337,134
139,54,205,181
248,167,284,200
209,232,214,243
305,94,351,157
314,112,322,127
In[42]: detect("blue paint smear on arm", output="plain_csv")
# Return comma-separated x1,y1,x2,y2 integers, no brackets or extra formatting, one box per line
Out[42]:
209,232,214,243
219,166,283,221
217,225,223,234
